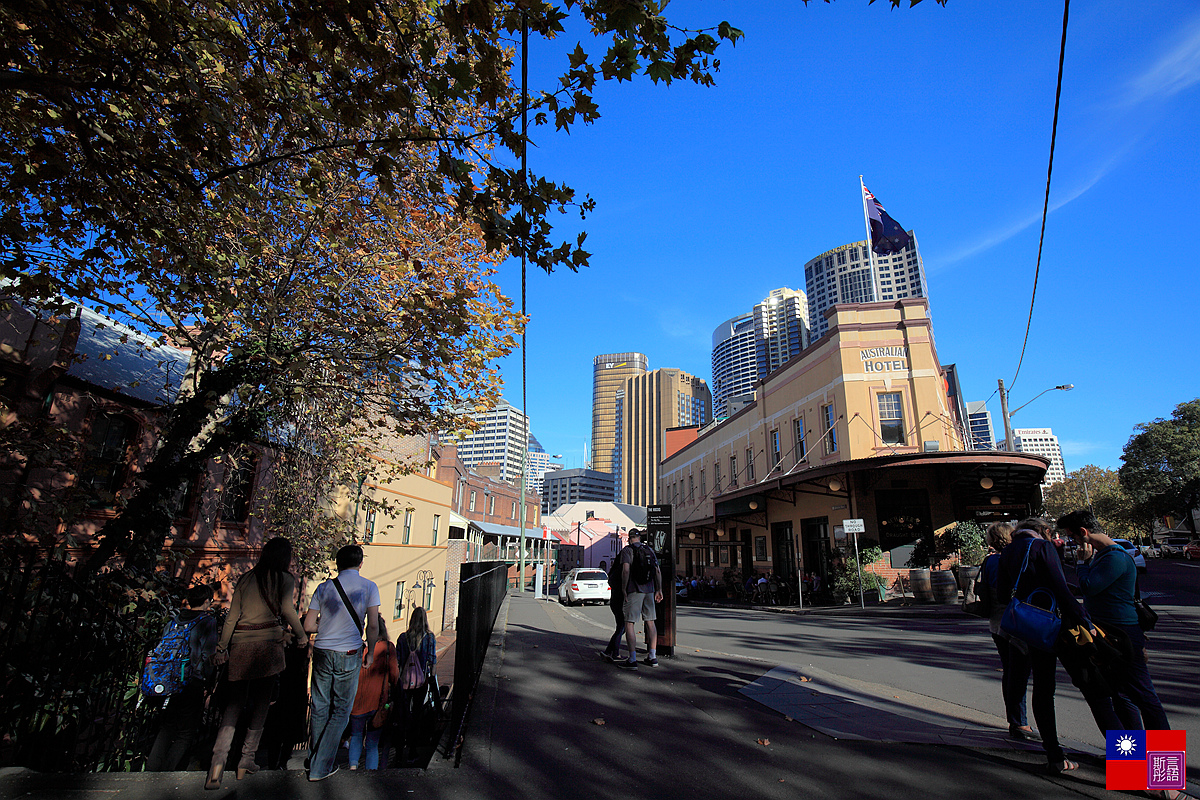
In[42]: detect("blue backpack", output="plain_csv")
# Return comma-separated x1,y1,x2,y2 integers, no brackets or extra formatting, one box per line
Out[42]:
140,615,207,700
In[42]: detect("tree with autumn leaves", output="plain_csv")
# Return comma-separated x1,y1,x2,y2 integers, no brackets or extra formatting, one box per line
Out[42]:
1,0,747,578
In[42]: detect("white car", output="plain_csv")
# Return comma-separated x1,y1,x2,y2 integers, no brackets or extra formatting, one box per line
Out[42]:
1160,537,1191,558
557,568,611,606
1112,539,1147,573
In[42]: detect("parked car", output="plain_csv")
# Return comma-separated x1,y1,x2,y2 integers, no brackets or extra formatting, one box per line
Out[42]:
557,568,611,606
1112,538,1146,573
1160,537,1192,558
1183,540,1200,561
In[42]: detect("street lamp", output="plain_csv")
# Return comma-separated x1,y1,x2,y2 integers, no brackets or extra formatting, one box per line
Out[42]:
997,381,1074,451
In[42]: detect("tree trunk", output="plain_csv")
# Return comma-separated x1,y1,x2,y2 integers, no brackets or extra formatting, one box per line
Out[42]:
79,358,257,577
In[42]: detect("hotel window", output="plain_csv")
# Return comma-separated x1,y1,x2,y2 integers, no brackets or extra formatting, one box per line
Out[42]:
511,501,517,519
700,470,706,496
823,404,838,454
794,417,807,464
770,429,781,466
688,475,695,501
432,514,441,546
730,455,738,486
365,510,377,543
489,495,495,516
394,581,406,620
837,251,847,265
825,255,834,268
746,448,755,481
714,462,721,491
878,392,905,445
850,248,859,261
403,509,412,544
469,491,476,512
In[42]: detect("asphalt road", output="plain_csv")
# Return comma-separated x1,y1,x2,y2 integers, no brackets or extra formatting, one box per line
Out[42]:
565,557,1199,752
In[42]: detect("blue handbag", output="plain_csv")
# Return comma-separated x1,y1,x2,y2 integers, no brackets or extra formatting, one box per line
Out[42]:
999,540,1062,651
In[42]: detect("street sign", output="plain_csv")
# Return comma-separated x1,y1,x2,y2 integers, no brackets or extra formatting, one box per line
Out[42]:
843,518,865,534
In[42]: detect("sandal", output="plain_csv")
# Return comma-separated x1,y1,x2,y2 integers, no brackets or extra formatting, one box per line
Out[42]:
1047,759,1079,775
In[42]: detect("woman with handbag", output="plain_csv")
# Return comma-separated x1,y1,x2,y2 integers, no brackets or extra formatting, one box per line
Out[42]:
978,522,1037,741
1059,509,1170,731
207,537,308,789
997,518,1122,775
348,617,400,770
395,606,437,766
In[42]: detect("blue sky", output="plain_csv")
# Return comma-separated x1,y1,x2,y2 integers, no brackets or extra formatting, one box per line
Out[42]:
493,0,1200,473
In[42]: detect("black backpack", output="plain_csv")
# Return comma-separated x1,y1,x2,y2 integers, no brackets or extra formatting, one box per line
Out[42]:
631,543,657,586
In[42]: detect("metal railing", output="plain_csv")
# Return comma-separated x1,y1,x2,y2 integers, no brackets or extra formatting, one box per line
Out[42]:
0,546,167,772
445,561,507,765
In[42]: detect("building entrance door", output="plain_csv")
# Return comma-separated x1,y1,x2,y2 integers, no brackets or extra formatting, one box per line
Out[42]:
771,521,797,581
801,516,830,586
685,549,694,576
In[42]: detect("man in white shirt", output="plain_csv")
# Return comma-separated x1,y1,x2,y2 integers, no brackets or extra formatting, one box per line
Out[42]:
303,544,380,781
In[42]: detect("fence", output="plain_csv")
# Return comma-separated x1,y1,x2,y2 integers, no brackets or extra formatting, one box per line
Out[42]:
0,546,166,772
444,560,508,765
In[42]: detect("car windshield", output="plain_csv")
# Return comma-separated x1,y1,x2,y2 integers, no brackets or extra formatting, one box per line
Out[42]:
1114,540,1134,549
577,571,607,581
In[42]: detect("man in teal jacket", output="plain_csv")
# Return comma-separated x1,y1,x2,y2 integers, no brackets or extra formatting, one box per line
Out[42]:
1059,509,1169,731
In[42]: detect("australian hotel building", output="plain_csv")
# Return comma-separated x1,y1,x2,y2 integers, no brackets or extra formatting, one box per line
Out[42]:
661,299,1050,584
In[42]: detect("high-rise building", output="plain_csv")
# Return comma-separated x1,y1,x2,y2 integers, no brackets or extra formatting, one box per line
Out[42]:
754,287,809,377
591,353,648,484
541,468,617,515
446,400,529,485
710,313,756,419
711,289,810,419
966,401,996,451
803,234,928,342
524,436,562,499
620,368,711,506
1011,428,1067,487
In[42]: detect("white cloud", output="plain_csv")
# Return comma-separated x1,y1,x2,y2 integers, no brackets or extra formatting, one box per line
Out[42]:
1057,438,1103,459
937,155,1122,267
1124,16,1200,105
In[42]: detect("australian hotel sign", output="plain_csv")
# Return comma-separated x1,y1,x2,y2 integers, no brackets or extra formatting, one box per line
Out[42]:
860,346,909,373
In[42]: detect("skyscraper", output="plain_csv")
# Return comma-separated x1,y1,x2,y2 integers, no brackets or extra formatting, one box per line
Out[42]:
710,313,756,419
803,234,928,342
524,436,562,499
966,401,996,451
446,400,530,485
620,368,711,505
711,288,809,419
591,353,648,487
1012,428,1067,487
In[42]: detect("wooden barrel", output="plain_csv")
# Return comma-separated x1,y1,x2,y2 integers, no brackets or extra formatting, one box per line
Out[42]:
957,565,980,593
909,568,932,601
932,569,959,604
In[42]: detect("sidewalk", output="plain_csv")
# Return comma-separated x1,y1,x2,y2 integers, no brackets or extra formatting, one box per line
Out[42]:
0,594,1194,800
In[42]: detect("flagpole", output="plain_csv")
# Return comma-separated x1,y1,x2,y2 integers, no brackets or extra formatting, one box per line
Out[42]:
859,175,882,302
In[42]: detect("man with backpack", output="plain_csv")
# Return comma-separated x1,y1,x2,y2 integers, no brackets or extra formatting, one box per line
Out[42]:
617,529,663,670
303,544,381,781
145,584,220,771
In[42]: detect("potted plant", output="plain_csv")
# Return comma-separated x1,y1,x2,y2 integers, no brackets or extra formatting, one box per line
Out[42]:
945,521,987,594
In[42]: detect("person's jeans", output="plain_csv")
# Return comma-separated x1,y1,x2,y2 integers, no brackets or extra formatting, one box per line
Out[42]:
309,648,362,779
347,712,382,769
1028,648,1065,765
1109,623,1170,731
992,633,1029,728
605,596,625,656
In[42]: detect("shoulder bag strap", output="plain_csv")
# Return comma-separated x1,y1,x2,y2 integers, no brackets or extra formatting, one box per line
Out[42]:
331,577,364,638
1009,539,1035,600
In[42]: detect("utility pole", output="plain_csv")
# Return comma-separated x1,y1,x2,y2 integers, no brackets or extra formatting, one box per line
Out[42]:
998,379,1013,452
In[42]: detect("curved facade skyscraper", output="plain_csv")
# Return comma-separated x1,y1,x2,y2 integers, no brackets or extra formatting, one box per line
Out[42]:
711,313,756,419
591,353,648,495
710,288,809,419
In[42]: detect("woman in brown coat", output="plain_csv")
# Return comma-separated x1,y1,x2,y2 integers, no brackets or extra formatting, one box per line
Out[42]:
206,537,307,789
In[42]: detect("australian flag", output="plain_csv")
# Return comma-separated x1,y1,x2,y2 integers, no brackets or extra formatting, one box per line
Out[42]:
863,185,913,255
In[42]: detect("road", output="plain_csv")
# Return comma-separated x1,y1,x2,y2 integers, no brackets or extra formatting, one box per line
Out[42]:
564,557,1199,752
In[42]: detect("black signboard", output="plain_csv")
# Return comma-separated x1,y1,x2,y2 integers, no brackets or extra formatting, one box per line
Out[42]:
646,504,674,656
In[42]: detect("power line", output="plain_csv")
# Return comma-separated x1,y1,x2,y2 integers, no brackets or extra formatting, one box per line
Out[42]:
1010,0,1070,395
